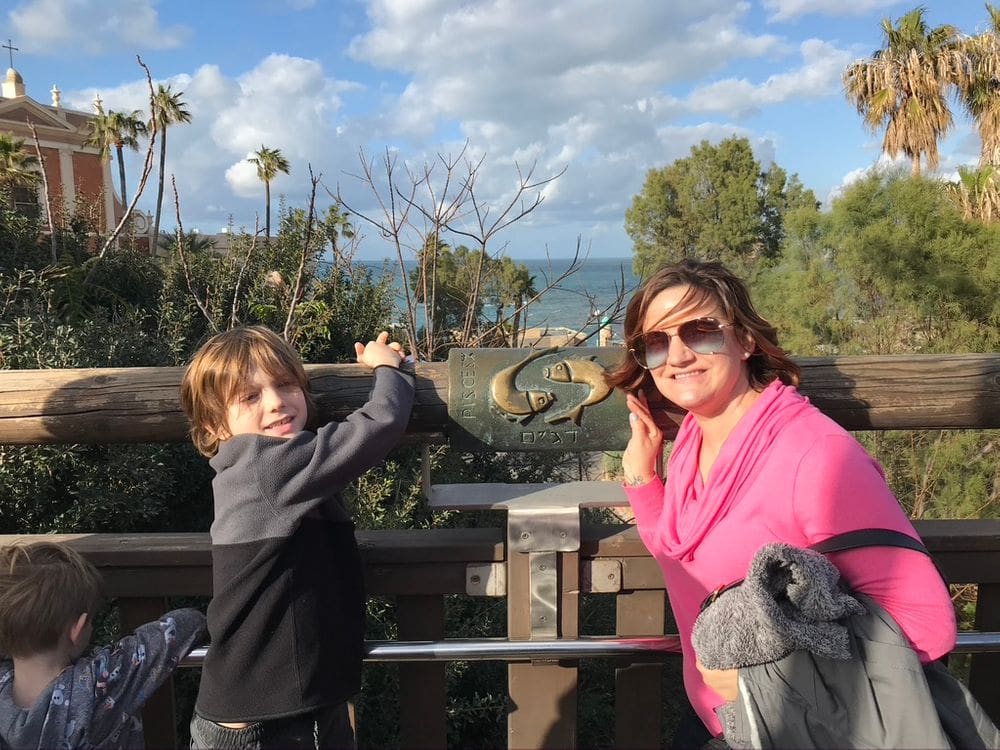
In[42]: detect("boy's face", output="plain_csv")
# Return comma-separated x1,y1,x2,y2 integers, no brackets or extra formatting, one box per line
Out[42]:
220,367,308,441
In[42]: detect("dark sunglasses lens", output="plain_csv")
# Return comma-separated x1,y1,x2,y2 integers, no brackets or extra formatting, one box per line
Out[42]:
679,318,726,354
640,331,670,368
632,318,727,368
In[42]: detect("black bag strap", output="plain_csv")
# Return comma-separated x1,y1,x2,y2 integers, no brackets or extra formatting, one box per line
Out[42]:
809,527,948,587
700,528,945,613
809,528,930,556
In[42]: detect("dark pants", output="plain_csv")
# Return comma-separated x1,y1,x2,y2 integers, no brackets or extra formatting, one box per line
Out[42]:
190,703,356,750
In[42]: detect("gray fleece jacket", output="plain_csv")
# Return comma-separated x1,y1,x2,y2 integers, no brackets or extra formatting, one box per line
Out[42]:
692,543,999,749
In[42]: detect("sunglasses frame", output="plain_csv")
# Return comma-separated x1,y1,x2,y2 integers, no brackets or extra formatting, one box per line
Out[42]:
628,317,735,370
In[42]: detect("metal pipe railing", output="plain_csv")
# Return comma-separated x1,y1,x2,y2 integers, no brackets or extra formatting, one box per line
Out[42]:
178,631,1000,667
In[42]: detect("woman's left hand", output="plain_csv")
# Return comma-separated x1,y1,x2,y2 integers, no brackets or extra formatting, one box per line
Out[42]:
696,659,739,702
622,390,662,485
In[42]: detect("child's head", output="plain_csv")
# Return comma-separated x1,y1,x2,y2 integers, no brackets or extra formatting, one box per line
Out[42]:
0,542,104,658
180,326,313,457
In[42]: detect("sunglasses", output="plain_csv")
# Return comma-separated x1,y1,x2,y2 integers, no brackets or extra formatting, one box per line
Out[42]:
628,317,734,369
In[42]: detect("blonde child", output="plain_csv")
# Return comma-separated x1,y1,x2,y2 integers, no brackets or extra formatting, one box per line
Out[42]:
180,327,414,750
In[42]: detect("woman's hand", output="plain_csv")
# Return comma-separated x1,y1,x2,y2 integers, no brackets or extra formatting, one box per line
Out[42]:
696,659,739,703
622,390,663,486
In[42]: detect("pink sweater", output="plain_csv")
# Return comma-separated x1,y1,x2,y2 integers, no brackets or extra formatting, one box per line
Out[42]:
624,380,956,737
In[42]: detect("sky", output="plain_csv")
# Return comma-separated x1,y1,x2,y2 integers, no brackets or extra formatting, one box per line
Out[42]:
3,0,994,260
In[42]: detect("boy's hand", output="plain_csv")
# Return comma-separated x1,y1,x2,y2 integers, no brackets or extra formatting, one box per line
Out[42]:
355,331,406,369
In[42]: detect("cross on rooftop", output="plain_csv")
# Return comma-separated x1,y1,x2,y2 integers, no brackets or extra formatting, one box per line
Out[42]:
2,39,16,69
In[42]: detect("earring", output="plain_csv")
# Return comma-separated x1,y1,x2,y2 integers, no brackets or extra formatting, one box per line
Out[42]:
742,351,751,359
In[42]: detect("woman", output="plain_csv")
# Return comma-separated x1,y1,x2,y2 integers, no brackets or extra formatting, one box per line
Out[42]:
604,259,955,748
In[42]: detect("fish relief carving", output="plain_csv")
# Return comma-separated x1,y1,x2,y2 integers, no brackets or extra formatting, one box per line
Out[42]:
489,347,557,423
542,355,613,425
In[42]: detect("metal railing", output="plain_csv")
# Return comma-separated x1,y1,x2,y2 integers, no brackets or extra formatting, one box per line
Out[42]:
178,630,1000,667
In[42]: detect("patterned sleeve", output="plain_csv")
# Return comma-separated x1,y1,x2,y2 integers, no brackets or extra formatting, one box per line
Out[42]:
86,607,207,744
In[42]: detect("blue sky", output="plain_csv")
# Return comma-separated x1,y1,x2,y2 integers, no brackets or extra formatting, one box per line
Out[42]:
3,0,992,260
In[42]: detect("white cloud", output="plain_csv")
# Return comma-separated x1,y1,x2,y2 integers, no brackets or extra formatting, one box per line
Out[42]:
225,158,263,199
681,39,853,117
762,0,904,23
28,0,938,257
9,0,190,54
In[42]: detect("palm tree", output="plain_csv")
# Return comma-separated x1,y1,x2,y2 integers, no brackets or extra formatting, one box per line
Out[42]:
248,145,290,240
948,164,1000,221
0,133,39,210
86,109,148,205
150,85,192,248
843,8,967,177
959,4,1000,167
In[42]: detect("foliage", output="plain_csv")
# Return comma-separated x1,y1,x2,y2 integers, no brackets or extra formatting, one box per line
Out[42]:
843,7,966,177
150,84,192,247
407,241,538,354
751,172,999,523
0,134,39,193
947,165,1000,222
247,144,290,240
86,109,148,205
957,3,1000,168
624,137,816,277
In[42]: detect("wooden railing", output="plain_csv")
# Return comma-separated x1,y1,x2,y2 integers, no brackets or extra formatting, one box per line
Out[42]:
1,353,999,748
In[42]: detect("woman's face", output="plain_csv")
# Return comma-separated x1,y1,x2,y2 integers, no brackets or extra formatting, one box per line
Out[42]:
640,284,753,419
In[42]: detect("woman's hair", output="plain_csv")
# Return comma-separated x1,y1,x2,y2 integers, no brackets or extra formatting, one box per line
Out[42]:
0,542,104,657
180,326,313,457
604,258,800,393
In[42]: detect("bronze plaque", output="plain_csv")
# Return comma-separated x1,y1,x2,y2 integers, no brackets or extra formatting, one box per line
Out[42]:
447,347,630,451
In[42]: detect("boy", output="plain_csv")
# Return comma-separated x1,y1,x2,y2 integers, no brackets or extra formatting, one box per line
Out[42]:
0,541,206,749
180,326,415,750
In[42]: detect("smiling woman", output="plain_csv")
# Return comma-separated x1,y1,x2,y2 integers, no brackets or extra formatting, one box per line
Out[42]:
602,258,957,749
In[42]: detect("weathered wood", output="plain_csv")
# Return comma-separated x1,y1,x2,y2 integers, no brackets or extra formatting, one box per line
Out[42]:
2,353,999,444
970,583,1000,723
397,595,447,750
615,589,665,750
119,598,177,750
0,363,447,445
582,519,1000,568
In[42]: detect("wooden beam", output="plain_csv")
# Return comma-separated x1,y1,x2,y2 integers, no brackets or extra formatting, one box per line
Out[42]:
0,354,998,444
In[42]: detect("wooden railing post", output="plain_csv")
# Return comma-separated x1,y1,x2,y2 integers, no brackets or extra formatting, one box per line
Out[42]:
397,594,447,750
614,588,665,749
970,583,1000,723
506,506,580,750
118,597,178,750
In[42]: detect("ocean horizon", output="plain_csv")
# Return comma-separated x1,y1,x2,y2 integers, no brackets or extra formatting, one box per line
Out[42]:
358,256,642,339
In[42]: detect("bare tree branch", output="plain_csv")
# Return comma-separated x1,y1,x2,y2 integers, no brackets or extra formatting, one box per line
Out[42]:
170,174,217,333
229,218,261,330
284,165,321,341
26,121,57,264
85,55,159,284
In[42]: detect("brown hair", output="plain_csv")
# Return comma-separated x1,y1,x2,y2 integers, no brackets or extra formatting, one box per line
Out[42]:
180,326,313,457
604,258,800,394
0,542,104,657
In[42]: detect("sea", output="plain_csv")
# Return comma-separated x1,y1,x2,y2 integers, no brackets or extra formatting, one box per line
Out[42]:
357,256,642,342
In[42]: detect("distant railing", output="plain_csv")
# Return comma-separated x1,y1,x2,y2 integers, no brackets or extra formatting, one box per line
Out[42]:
1,352,999,749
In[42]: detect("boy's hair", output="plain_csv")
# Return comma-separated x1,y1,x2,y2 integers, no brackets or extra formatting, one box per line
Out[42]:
0,542,104,658
180,326,313,457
